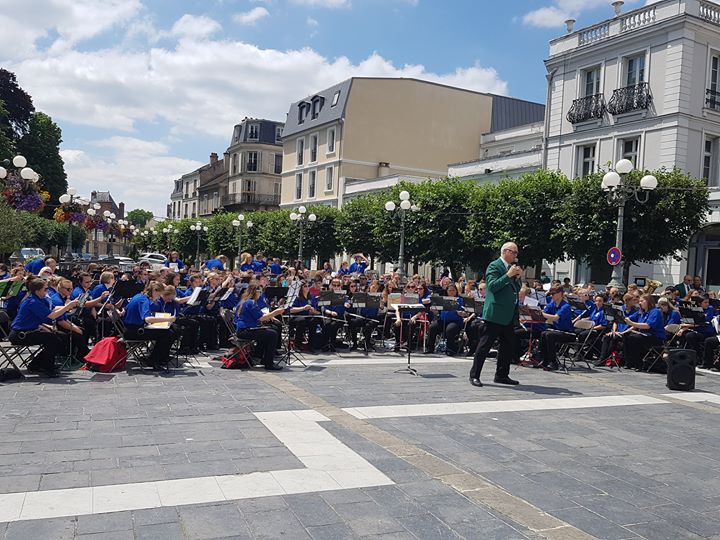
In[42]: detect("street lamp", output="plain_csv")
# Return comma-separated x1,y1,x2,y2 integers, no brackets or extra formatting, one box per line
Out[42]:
601,159,657,292
232,213,254,264
289,206,316,260
102,211,117,256
385,190,420,282
190,221,208,269
0,155,44,213
58,187,90,260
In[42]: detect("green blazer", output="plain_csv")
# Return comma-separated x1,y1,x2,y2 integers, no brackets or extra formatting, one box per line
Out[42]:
482,258,521,326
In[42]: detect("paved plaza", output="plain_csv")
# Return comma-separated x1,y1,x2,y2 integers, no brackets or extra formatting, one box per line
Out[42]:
1,351,720,540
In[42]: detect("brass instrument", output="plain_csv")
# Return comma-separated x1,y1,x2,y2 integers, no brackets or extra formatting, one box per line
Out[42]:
644,279,662,295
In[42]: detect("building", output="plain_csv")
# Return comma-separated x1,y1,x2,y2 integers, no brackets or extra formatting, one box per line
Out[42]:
170,169,201,220
280,77,545,208
543,0,720,288
85,191,127,256
448,121,544,182
197,153,228,217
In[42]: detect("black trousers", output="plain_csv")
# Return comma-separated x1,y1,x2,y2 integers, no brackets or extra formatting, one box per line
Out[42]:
9,329,61,371
124,326,175,366
175,317,200,350
682,330,711,359
465,319,485,354
323,318,345,346
347,316,378,347
57,330,90,361
599,333,623,362
623,332,663,369
290,317,320,344
393,320,418,348
237,327,276,367
470,320,515,380
427,320,462,354
197,315,218,350
541,330,577,365
703,335,720,368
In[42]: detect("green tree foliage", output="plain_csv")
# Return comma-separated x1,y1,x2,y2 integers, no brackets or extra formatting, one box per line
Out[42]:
16,112,68,208
126,209,154,227
0,201,24,257
335,194,386,260
559,168,709,282
301,206,341,263
0,69,34,139
0,100,14,160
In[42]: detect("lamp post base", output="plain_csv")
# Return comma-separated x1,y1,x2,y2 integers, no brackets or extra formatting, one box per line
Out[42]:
607,277,626,294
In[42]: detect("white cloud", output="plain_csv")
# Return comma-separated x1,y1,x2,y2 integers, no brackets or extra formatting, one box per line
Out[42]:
290,0,350,7
306,16,319,27
522,6,570,28
61,140,204,216
521,0,644,28
234,7,270,25
171,14,222,39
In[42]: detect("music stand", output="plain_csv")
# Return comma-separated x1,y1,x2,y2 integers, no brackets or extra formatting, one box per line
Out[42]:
394,302,423,376
278,281,307,367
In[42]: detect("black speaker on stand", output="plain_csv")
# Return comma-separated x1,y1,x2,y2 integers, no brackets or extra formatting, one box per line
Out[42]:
665,349,696,391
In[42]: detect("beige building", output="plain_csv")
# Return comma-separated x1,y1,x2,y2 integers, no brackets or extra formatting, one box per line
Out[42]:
280,77,545,207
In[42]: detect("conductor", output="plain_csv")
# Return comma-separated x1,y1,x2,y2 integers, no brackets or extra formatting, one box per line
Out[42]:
470,242,521,387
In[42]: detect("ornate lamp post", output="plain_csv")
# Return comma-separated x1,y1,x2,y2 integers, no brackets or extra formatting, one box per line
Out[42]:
0,155,44,212
58,187,82,260
103,210,117,256
384,190,419,283
232,214,254,264
162,223,178,250
289,206,316,261
601,159,657,292
189,221,208,269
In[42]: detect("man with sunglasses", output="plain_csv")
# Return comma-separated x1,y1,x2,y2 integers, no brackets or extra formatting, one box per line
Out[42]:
469,242,522,388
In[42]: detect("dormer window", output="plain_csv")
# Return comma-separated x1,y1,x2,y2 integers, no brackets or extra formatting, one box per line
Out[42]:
331,91,340,107
248,123,259,140
311,95,325,119
275,126,283,142
298,102,310,124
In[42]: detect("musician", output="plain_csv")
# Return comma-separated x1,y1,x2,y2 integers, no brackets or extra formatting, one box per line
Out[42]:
235,283,285,370
164,251,186,274
576,294,608,359
204,255,226,272
10,278,79,377
25,256,56,276
658,297,680,329
675,275,693,297
469,242,522,386
199,272,229,350
426,283,466,356
321,261,334,273
679,295,715,358
320,279,348,350
49,277,89,362
252,252,268,273
0,264,9,280
239,252,254,272
621,294,665,370
289,282,321,350
90,271,115,299
597,293,639,366
153,285,200,354
392,282,422,352
692,275,705,293
123,282,176,370
540,287,575,371
348,254,368,275
337,261,350,276
253,276,283,350
269,258,283,276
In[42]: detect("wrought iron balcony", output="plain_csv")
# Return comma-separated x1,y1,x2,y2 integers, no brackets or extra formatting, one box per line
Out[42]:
221,193,280,206
607,82,652,115
566,93,606,124
706,88,720,111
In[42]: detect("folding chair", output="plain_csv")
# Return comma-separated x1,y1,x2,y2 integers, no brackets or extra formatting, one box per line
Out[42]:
643,323,682,373
220,308,257,367
556,319,595,372
0,311,35,374
108,310,154,371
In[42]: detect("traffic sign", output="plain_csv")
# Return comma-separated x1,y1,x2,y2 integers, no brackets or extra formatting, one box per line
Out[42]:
607,247,622,266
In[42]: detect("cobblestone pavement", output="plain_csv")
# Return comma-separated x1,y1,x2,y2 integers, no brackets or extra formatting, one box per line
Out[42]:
1,349,719,539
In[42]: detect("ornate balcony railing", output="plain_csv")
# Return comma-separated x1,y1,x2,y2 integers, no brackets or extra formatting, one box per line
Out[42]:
607,82,652,115
221,193,280,206
566,93,606,124
706,88,720,111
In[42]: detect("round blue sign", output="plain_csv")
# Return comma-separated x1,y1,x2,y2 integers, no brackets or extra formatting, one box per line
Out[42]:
607,247,622,266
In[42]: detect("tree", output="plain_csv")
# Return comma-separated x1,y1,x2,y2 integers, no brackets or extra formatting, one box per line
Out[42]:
301,206,341,263
335,193,386,262
0,100,14,160
0,201,24,257
126,209,154,228
0,69,34,139
16,112,67,211
559,168,709,283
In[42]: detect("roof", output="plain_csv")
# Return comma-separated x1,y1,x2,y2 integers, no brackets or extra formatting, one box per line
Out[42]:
281,77,545,138
90,191,116,204
229,118,284,147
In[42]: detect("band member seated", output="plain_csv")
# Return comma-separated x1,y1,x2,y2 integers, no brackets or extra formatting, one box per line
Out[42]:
321,279,348,350
576,294,608,359
597,293,639,366
234,283,285,370
393,283,422,352
514,287,546,364
123,282,177,370
622,294,665,370
153,285,200,354
658,297,681,330
540,287,575,371
346,280,380,352
679,295,716,360
10,278,79,377
49,277,89,363
426,283,466,356
289,282,321,350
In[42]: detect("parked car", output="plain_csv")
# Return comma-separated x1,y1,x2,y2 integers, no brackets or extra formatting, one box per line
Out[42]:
137,253,168,269
10,247,46,265
114,257,136,272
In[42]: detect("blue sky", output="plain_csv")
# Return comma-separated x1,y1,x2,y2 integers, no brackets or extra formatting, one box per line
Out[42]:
1,0,653,215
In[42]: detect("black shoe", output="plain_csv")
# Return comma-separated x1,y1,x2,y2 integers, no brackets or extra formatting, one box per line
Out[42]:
349,344,358,351
264,364,283,371
469,377,483,387
494,376,519,385
543,362,559,371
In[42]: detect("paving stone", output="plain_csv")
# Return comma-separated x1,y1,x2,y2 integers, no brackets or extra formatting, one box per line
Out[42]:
4,516,76,540
77,510,133,534
135,521,186,540
395,512,462,539
131,507,179,526
285,493,343,527
332,501,406,537
551,506,640,540
306,522,358,540
178,503,251,539
243,508,312,540
77,530,134,540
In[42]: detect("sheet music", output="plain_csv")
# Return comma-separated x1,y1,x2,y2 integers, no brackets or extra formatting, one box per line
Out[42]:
169,263,179,271
220,289,233,302
524,296,539,307
187,287,202,306
147,312,172,329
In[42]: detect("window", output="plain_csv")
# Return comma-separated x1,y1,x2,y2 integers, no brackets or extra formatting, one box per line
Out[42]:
231,153,239,175
311,96,324,119
584,66,601,97
577,144,595,177
184,203,188,218
274,182,281,197
248,123,259,140
620,137,640,167
327,127,336,153
191,202,196,217
295,173,303,200
331,91,340,107
274,154,283,174
310,134,318,162
297,138,304,166
193,180,197,195
626,54,645,87
704,136,719,185
243,179,256,192
298,102,309,124
325,166,334,191
246,151,258,172
275,126,283,142
309,170,316,198
184,182,189,197
233,125,240,143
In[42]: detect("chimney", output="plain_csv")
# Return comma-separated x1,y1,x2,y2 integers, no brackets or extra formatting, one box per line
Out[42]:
565,19,576,33
378,162,390,177
210,152,218,165
612,1,624,16
118,202,125,218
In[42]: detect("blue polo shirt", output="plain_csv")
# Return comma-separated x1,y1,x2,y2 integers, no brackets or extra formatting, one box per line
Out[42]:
348,262,367,274
205,259,224,271
235,299,263,331
164,259,185,270
151,298,180,317
639,308,665,340
124,293,151,327
11,294,52,331
544,300,573,332
269,263,282,275
588,305,608,327
251,259,267,272
90,283,110,300
240,263,254,272
48,291,68,322
439,296,465,324
24,259,45,275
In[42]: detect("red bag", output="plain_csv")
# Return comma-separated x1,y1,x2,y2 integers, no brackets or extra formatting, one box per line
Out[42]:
83,337,127,372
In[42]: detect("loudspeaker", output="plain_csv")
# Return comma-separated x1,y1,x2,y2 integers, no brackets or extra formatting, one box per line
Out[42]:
666,349,696,391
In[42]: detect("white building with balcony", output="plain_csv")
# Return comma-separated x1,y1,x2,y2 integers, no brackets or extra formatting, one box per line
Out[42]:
544,0,720,289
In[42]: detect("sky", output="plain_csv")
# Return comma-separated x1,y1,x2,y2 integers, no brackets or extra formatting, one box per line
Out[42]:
0,0,659,216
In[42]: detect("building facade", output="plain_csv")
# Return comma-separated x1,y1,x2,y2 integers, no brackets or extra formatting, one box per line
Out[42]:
544,0,720,288
280,77,545,209
170,169,201,220
85,191,128,256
